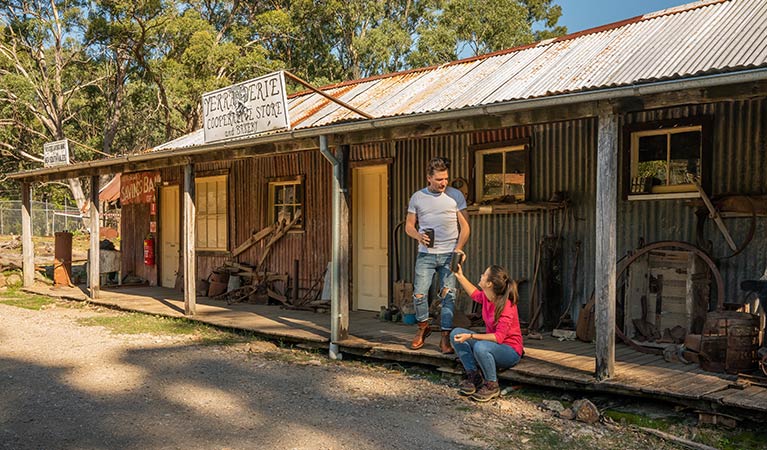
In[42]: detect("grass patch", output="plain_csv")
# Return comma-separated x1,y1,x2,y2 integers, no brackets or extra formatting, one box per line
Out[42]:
695,428,767,450
76,312,251,345
603,410,674,431
0,287,56,310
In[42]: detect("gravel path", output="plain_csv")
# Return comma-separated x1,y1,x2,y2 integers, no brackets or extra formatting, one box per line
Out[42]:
0,300,676,450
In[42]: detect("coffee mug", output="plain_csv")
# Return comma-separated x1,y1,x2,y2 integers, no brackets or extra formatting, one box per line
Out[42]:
450,252,464,272
423,228,435,248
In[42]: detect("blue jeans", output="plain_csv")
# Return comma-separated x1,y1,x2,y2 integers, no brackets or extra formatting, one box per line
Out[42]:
450,327,521,382
413,252,456,330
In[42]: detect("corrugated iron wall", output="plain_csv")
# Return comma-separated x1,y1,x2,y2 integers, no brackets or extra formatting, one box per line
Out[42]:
390,97,766,321
120,202,156,285
230,150,332,290
392,121,598,321
619,98,767,303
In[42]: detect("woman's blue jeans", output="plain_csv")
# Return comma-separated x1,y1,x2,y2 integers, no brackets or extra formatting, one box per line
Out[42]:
450,327,521,382
412,252,456,330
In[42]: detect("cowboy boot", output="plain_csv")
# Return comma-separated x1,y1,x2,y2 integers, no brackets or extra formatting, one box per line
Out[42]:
410,321,432,350
440,330,455,354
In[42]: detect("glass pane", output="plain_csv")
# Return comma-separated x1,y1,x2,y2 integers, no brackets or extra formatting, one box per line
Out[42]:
207,183,216,212
217,184,227,214
482,152,504,197
637,134,668,186
216,180,226,214
504,151,526,198
197,220,207,247
669,131,701,185
196,183,207,214
207,217,217,248
276,186,284,205
295,183,302,203
217,215,226,248
285,185,295,204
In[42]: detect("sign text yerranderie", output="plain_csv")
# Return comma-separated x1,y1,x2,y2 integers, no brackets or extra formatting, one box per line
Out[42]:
202,71,290,144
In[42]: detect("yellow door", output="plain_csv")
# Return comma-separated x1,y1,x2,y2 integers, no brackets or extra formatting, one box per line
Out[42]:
353,165,388,311
160,185,180,288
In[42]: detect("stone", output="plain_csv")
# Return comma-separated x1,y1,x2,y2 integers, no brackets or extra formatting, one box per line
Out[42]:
572,398,600,424
560,408,576,420
5,273,21,287
0,273,6,287
541,400,565,414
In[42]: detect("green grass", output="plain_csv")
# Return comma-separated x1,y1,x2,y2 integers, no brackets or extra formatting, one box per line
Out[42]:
603,410,675,431
0,287,56,310
695,428,767,450
76,313,253,345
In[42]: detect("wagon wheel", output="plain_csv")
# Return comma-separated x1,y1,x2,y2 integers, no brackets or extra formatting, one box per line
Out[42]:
695,196,756,260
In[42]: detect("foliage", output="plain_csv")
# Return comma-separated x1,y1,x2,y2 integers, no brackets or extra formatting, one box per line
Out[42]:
0,0,566,201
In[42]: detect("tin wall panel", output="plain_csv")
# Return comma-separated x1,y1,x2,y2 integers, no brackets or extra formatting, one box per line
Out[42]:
392,121,598,321
619,98,767,303
228,150,332,291
350,142,392,162
120,202,157,285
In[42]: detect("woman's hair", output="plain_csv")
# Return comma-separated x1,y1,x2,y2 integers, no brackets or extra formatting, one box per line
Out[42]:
485,265,518,323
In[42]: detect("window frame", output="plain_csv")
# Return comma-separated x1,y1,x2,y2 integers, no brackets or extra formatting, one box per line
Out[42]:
268,175,305,231
623,117,713,201
470,139,530,204
195,174,229,252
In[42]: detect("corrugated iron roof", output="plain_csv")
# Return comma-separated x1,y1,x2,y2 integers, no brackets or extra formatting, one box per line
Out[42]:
150,0,767,151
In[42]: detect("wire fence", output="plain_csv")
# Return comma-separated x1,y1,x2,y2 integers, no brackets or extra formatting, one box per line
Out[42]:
0,200,87,236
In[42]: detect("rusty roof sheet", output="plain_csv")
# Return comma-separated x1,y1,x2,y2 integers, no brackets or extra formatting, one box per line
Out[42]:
157,0,767,150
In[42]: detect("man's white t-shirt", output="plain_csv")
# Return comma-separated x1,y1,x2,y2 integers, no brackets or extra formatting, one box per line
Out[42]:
407,186,467,254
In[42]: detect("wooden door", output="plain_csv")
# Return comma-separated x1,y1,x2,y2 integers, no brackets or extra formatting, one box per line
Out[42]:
160,185,180,288
353,165,388,311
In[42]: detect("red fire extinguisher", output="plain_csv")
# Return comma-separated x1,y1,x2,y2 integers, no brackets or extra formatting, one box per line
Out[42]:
143,234,155,266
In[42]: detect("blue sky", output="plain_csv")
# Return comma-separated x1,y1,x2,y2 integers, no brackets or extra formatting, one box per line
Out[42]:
556,0,696,33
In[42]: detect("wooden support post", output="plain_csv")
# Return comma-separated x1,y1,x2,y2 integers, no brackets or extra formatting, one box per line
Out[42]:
338,145,350,341
21,182,34,287
183,164,197,316
89,176,100,299
595,104,617,380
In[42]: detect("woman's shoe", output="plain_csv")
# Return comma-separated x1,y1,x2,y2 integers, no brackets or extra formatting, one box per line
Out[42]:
458,370,483,396
470,381,500,402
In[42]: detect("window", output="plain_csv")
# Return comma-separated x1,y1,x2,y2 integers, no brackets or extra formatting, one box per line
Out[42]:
195,175,227,251
629,124,706,198
474,144,529,202
268,176,304,229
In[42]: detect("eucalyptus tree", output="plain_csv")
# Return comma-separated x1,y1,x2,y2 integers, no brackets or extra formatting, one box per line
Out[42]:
0,0,104,223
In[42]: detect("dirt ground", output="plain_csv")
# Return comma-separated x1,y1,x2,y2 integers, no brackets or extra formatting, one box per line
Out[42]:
0,294,691,450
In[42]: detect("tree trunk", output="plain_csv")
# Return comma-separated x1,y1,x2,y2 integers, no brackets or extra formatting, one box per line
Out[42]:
66,178,91,230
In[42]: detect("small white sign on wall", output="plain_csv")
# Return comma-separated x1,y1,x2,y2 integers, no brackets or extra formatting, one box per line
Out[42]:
202,71,291,144
43,139,70,167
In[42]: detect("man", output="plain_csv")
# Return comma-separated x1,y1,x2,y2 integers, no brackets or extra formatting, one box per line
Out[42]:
405,156,470,353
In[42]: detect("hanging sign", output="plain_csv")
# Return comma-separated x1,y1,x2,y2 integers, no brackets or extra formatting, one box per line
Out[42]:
202,71,290,144
120,171,161,205
43,139,70,167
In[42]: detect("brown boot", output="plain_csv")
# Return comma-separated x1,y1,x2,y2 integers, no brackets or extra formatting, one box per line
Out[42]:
458,370,484,396
410,321,432,350
471,380,500,402
440,330,455,354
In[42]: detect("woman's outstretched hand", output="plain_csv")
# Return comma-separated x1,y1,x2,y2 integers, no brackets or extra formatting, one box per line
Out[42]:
453,333,473,343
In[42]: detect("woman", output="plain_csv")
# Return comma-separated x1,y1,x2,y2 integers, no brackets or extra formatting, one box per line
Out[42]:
451,264,524,402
